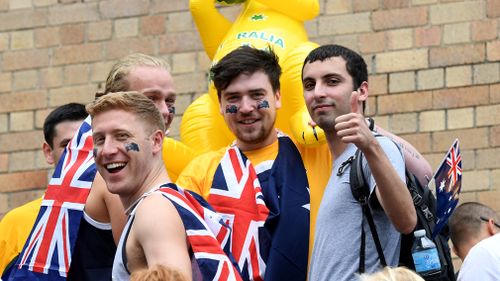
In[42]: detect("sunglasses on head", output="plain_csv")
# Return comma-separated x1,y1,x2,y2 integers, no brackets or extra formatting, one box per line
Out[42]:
479,216,500,229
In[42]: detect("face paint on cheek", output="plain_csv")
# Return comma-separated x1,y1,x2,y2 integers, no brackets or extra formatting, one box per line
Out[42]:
257,100,270,109
93,148,98,157
225,105,238,114
125,142,140,152
168,106,176,114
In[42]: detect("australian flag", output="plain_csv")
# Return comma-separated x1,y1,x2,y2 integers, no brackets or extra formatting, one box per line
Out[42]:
7,116,96,281
432,139,462,238
158,184,243,281
210,136,310,281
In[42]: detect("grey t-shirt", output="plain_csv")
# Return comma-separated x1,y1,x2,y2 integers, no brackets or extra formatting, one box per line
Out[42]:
309,138,406,281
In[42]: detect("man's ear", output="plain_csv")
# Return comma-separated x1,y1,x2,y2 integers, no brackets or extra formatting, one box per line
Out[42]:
487,219,498,236
42,142,55,165
151,129,165,154
358,81,369,102
274,90,282,109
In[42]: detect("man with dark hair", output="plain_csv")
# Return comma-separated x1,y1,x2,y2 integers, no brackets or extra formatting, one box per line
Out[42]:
449,202,500,280
302,44,417,281
178,46,311,280
178,45,430,280
0,103,91,277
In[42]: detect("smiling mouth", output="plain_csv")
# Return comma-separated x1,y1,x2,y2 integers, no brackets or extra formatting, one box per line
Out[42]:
313,104,333,111
239,119,258,125
106,162,127,173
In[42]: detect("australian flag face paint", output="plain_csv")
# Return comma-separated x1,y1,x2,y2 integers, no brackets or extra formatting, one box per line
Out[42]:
125,142,140,152
168,106,176,114
225,104,238,114
257,100,270,109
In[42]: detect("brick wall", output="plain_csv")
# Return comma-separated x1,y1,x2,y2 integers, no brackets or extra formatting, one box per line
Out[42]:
0,0,498,262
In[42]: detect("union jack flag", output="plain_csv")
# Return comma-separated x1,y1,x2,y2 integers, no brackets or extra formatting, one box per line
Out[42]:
209,146,270,281
432,139,462,238
158,184,243,281
8,116,96,281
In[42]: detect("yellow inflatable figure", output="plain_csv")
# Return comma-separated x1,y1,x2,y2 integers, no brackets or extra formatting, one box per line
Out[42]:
182,0,326,155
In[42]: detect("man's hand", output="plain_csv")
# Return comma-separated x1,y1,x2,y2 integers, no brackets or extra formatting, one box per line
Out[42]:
334,91,374,151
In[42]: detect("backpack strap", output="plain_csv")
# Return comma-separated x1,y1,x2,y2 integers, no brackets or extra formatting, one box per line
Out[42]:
349,148,387,273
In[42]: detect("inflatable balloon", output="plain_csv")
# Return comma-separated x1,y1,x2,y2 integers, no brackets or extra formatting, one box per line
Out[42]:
181,0,326,155
162,137,195,182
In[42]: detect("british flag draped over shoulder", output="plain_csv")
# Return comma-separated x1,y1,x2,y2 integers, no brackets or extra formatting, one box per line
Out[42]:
432,139,462,238
7,116,96,281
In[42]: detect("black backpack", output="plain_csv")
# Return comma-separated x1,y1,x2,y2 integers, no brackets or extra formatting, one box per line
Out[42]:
346,140,456,281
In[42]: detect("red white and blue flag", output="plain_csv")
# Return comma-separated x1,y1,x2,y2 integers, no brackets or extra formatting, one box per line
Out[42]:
8,116,96,281
210,136,310,281
158,184,243,281
209,146,270,281
432,139,462,238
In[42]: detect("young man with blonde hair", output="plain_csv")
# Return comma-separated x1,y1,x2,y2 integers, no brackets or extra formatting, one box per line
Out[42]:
88,91,239,281
99,53,176,130
1,53,181,281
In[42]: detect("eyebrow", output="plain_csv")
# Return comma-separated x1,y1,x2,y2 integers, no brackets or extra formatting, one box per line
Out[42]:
141,89,176,97
58,138,72,147
303,72,344,82
223,88,266,96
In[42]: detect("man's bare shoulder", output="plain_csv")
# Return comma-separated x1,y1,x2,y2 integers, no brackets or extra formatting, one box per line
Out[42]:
133,192,184,235
129,192,191,278
135,192,179,223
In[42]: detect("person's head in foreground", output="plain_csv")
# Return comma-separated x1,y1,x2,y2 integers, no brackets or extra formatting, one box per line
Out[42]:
130,264,188,281
358,266,424,281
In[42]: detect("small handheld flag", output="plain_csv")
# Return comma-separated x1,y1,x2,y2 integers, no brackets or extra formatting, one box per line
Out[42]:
431,139,462,238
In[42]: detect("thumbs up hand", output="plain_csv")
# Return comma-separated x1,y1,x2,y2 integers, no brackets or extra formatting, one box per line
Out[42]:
334,90,374,151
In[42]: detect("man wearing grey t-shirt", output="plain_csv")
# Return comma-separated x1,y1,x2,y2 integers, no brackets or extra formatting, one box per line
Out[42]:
302,44,417,281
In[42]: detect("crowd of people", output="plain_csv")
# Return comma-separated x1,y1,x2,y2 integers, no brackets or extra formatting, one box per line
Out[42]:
0,44,498,281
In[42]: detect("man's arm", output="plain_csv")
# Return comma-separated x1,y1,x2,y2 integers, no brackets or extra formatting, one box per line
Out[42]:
336,94,416,234
86,173,126,243
132,194,191,279
364,138,417,234
374,125,432,186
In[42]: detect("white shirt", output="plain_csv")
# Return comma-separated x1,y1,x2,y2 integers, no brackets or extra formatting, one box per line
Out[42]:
458,233,500,281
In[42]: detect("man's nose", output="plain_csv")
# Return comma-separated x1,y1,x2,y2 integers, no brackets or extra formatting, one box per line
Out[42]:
313,83,327,99
100,139,118,157
156,101,170,117
238,96,256,113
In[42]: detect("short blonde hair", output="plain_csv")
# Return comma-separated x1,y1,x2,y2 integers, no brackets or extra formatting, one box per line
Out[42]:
130,265,188,281
359,267,424,281
99,53,171,98
86,91,166,134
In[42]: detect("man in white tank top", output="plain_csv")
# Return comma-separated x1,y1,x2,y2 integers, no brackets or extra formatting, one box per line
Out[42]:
87,92,192,280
